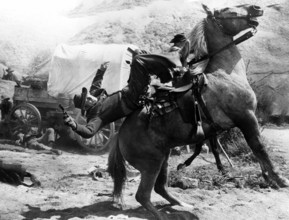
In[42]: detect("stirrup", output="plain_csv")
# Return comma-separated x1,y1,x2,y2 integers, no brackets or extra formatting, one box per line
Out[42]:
195,121,205,143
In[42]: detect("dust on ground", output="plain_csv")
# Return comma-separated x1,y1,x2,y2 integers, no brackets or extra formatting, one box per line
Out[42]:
0,126,289,220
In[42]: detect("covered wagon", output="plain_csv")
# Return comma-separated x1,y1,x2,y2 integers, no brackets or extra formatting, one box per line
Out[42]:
7,43,137,150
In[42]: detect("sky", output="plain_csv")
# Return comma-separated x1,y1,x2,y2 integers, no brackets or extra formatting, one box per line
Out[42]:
0,0,80,17
0,0,90,69
0,0,91,43
0,0,84,37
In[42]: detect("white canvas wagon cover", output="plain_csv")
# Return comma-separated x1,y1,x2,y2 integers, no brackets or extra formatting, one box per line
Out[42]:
48,43,138,98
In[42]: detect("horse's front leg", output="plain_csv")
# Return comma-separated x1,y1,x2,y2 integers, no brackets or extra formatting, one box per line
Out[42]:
177,142,203,170
238,111,289,187
135,157,168,220
156,151,193,208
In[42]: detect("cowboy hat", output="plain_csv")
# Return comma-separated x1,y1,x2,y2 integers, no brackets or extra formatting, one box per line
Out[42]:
1,94,10,100
6,67,14,73
73,87,88,115
170,33,187,44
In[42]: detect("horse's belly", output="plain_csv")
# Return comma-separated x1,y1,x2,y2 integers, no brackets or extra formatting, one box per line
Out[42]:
208,105,235,129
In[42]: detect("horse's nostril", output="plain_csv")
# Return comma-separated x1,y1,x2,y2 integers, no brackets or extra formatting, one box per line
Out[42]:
251,5,263,16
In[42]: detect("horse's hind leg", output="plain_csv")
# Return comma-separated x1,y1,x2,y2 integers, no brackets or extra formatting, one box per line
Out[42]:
155,152,193,208
135,158,168,220
238,111,289,187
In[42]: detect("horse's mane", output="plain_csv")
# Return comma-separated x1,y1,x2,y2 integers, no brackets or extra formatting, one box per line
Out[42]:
186,19,209,74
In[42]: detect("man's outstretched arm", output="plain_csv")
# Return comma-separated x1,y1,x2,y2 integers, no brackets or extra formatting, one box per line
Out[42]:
89,61,109,96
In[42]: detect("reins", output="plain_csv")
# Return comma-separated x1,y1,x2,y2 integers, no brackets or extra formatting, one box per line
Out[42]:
188,27,256,66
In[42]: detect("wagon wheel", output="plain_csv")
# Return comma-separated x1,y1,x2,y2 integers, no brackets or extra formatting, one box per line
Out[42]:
74,112,115,152
8,102,42,136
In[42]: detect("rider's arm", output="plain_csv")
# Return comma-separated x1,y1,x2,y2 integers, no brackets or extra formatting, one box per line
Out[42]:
89,69,105,94
74,117,101,139
89,62,109,95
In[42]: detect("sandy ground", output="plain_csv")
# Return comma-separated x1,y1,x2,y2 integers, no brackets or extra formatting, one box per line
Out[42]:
0,127,289,220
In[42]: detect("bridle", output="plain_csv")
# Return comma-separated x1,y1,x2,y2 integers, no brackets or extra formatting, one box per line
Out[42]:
214,5,263,19
213,5,263,29
187,29,257,66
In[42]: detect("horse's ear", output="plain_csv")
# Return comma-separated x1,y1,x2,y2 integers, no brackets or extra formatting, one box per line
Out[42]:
202,4,213,17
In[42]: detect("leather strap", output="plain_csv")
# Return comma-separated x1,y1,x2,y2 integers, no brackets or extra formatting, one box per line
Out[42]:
188,28,256,65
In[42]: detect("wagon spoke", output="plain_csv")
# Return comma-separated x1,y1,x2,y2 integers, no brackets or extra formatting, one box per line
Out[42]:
102,133,109,141
27,117,38,124
102,128,110,132
19,108,26,119
24,108,28,119
26,111,32,120
89,136,95,146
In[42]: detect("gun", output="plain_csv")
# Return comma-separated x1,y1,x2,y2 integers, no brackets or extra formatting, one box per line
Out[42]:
128,47,137,56
59,104,68,118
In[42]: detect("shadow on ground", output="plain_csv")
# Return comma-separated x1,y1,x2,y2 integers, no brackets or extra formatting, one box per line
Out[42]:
22,200,199,220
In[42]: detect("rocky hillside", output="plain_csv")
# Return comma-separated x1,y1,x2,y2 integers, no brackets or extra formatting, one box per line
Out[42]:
0,0,289,118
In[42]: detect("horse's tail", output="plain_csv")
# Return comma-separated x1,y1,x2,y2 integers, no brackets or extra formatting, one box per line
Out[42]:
107,133,126,200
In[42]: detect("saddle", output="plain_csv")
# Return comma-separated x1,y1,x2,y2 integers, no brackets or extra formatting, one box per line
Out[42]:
147,73,208,142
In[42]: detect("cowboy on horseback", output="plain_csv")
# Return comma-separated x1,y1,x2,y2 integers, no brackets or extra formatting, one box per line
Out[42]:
63,39,190,138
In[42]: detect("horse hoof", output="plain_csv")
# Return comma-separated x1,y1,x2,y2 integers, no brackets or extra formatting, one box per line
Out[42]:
219,169,228,176
179,201,194,209
278,176,289,188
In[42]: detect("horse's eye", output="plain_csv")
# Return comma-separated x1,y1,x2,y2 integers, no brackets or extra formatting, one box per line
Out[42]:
220,7,229,13
228,12,238,17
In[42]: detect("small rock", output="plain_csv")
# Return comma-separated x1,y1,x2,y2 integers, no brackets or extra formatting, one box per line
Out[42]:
223,183,235,188
173,176,199,189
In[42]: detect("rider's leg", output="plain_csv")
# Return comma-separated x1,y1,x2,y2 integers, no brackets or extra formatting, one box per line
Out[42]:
97,55,169,115
74,54,178,139
74,91,134,139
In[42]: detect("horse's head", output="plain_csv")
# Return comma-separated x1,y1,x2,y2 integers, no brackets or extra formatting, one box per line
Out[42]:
202,4,263,36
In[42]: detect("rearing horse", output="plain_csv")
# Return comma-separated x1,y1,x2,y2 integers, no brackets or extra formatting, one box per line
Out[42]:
108,4,289,219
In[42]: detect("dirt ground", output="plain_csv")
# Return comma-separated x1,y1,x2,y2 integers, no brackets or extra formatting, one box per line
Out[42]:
0,126,289,220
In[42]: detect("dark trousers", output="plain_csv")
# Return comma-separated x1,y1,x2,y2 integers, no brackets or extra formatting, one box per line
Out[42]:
87,55,178,125
75,54,180,138
123,54,178,108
